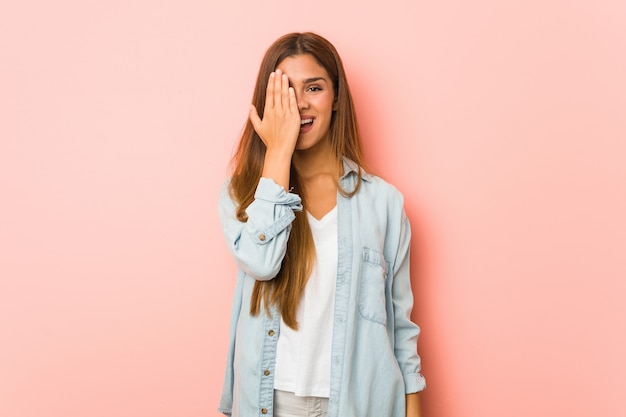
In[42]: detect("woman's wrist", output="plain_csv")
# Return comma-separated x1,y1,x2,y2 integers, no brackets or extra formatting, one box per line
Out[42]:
406,392,423,417
261,148,293,192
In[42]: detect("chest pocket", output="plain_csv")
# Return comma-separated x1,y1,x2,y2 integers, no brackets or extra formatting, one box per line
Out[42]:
358,247,389,325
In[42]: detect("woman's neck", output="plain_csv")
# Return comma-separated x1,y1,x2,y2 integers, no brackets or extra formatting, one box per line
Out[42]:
292,139,342,183
292,139,341,219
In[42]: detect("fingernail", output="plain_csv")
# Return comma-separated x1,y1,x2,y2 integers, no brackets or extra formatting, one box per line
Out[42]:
270,72,275,77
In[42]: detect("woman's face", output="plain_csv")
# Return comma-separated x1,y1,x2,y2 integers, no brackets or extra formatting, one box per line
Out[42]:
275,54,336,151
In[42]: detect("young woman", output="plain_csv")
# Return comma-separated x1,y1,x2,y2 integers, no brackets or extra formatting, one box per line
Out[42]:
218,32,425,417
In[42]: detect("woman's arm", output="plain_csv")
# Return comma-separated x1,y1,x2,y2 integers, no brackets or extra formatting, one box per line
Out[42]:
220,69,302,280
390,211,426,403
218,178,302,280
406,392,423,417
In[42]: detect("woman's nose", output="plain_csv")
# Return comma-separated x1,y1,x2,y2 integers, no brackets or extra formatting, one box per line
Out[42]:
296,91,308,110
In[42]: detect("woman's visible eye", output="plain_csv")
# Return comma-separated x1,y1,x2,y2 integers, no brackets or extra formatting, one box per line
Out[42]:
306,85,322,92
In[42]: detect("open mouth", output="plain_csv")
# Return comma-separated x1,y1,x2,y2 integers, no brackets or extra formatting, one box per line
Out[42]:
299,117,315,133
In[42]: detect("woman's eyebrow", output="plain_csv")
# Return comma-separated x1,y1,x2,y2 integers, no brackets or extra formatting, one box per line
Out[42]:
302,77,327,83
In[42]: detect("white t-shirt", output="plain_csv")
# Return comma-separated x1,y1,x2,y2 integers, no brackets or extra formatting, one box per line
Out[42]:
273,206,338,397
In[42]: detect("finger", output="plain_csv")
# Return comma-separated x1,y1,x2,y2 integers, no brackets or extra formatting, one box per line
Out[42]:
265,72,275,110
281,73,290,111
288,87,298,115
249,104,262,134
274,69,283,110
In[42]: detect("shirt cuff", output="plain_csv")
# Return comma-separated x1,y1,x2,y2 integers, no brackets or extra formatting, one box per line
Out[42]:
404,372,427,394
254,177,303,211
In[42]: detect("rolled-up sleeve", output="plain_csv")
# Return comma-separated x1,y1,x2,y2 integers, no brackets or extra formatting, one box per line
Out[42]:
218,177,302,280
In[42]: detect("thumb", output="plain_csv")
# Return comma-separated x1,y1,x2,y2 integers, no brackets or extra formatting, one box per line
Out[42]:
249,104,262,132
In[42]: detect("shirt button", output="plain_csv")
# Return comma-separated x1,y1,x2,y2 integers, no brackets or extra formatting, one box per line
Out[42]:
264,370,270,376
261,408,268,414
268,330,275,336
258,233,266,241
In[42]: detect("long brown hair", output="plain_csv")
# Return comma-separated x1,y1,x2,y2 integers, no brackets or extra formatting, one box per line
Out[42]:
229,32,366,329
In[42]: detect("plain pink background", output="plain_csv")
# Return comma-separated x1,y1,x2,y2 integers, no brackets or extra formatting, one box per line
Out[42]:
1,1,625,416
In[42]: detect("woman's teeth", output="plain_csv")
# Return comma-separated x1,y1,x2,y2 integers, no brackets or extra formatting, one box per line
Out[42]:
300,118,313,125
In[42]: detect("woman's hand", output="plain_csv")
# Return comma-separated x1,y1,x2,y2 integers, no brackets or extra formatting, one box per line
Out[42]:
249,69,300,191
249,69,300,156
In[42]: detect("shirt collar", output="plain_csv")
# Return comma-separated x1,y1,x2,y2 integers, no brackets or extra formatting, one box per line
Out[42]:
341,157,371,182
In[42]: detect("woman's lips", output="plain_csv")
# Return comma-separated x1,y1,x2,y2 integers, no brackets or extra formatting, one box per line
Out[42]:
299,116,315,134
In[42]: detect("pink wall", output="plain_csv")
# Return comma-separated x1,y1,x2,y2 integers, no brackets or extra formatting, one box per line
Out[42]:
1,1,625,416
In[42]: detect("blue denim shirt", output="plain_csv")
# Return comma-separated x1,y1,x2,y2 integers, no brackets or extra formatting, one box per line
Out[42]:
218,159,425,417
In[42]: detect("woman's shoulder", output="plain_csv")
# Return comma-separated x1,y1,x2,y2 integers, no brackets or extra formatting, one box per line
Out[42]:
219,177,233,201
342,157,405,205
363,174,405,211
363,171,402,193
